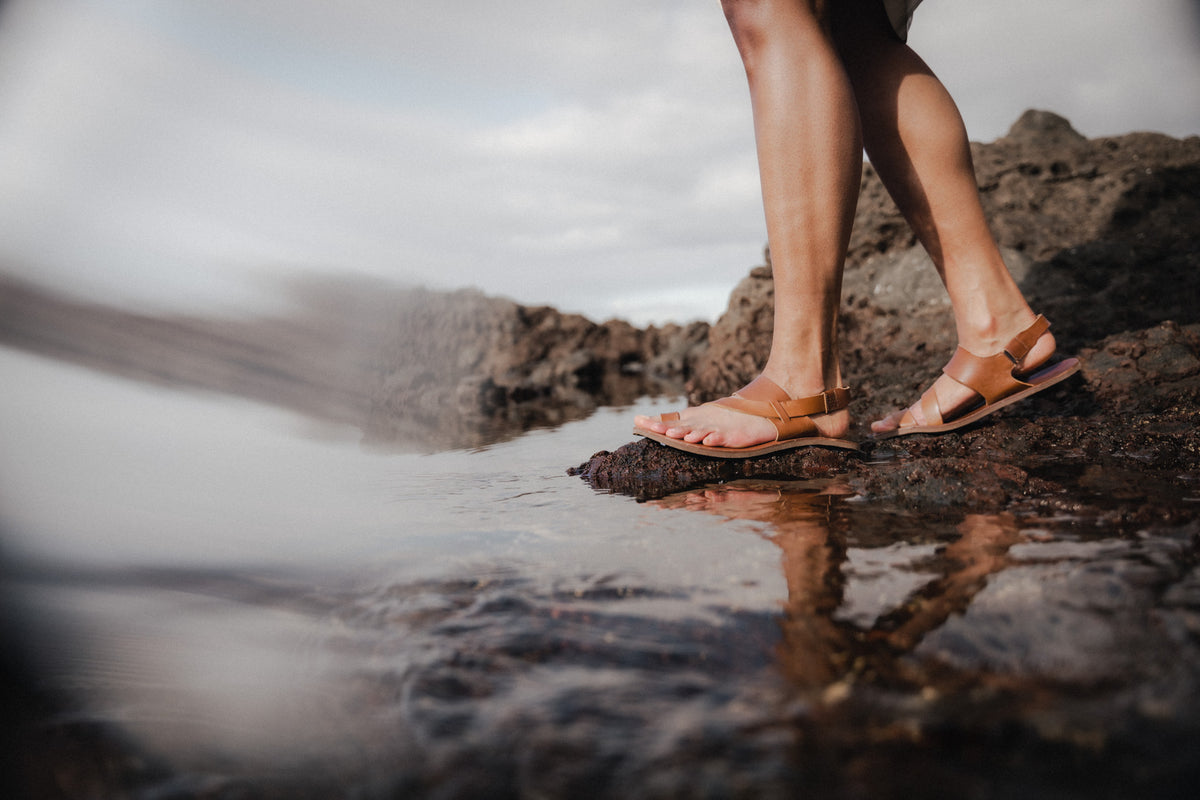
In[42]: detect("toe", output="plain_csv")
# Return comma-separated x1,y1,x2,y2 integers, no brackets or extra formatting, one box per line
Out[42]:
636,414,678,435
633,415,661,433
870,414,899,434
871,405,921,434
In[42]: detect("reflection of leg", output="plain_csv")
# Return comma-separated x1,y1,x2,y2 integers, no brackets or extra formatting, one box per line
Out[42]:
657,488,1025,685
830,1,1062,434
880,514,1021,652
635,0,858,449
655,483,852,687
774,508,849,688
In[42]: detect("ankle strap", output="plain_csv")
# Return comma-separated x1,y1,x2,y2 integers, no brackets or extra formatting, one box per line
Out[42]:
1005,315,1050,363
796,386,851,416
735,376,850,417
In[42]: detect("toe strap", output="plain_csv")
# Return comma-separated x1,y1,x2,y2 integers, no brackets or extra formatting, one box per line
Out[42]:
898,385,945,428
920,386,944,426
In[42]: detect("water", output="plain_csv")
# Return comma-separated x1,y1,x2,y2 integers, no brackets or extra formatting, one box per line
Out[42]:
2,346,1199,798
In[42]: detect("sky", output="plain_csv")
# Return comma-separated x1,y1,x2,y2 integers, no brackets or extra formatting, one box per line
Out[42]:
0,0,1197,325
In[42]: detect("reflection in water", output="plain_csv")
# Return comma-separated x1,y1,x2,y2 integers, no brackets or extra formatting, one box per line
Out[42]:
655,482,1021,690
2,328,1199,796
647,480,1200,797
5,455,1200,797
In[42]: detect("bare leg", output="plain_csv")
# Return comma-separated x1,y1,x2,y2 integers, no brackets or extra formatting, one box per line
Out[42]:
828,0,1058,433
635,0,859,447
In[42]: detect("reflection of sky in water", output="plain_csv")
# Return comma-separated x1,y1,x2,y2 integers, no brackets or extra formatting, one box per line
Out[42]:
0,347,781,592
0,346,784,763
1,347,399,568
836,541,939,627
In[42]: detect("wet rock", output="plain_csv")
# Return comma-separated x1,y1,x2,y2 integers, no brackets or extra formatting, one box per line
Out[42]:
569,438,858,502
845,456,1052,513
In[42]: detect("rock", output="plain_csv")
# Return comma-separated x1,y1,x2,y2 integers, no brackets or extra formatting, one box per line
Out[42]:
0,274,709,450
686,266,777,402
568,438,859,502
1003,109,1088,147
576,111,1200,513
364,290,709,446
640,320,712,384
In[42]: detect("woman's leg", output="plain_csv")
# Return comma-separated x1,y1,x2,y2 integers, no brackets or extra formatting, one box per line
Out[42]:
829,0,1057,433
635,0,860,447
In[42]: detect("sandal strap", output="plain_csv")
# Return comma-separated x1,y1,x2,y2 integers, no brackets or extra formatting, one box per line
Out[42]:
943,314,1050,405
898,383,944,429
1004,314,1049,362
714,377,849,441
921,385,944,426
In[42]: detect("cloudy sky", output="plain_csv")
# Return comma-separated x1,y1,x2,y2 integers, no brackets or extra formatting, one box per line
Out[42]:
0,0,1197,325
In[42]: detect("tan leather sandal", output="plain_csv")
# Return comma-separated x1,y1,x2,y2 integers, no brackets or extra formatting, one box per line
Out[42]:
875,314,1080,440
633,375,859,459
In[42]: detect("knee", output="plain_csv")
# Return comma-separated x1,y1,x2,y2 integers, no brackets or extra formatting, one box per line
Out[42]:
720,0,769,56
721,0,826,62
720,0,765,26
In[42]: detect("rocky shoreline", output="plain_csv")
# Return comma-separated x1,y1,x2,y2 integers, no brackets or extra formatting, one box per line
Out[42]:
573,110,1200,517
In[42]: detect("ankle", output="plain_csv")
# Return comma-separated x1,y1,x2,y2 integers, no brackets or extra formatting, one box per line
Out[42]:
762,349,843,396
761,368,843,403
955,306,1037,354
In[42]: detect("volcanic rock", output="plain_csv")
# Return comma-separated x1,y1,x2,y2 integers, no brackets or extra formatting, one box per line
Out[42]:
575,111,1200,511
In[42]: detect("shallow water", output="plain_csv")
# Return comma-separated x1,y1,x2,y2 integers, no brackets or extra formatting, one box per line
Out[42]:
3,346,1199,799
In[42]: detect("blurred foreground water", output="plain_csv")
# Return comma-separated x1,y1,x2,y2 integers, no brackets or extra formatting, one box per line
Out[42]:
3,338,1200,798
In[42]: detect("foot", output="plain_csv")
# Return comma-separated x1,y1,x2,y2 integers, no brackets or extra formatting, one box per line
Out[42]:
635,376,851,449
870,318,1058,435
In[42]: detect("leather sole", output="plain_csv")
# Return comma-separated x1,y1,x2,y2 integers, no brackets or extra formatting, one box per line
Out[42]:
632,428,859,459
873,357,1081,440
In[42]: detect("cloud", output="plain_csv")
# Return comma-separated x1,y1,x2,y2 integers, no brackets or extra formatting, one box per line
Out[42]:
911,0,1200,140
0,0,1195,325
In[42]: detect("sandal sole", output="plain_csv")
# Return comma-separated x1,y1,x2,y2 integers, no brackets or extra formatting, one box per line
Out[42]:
874,357,1081,440
632,428,859,459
